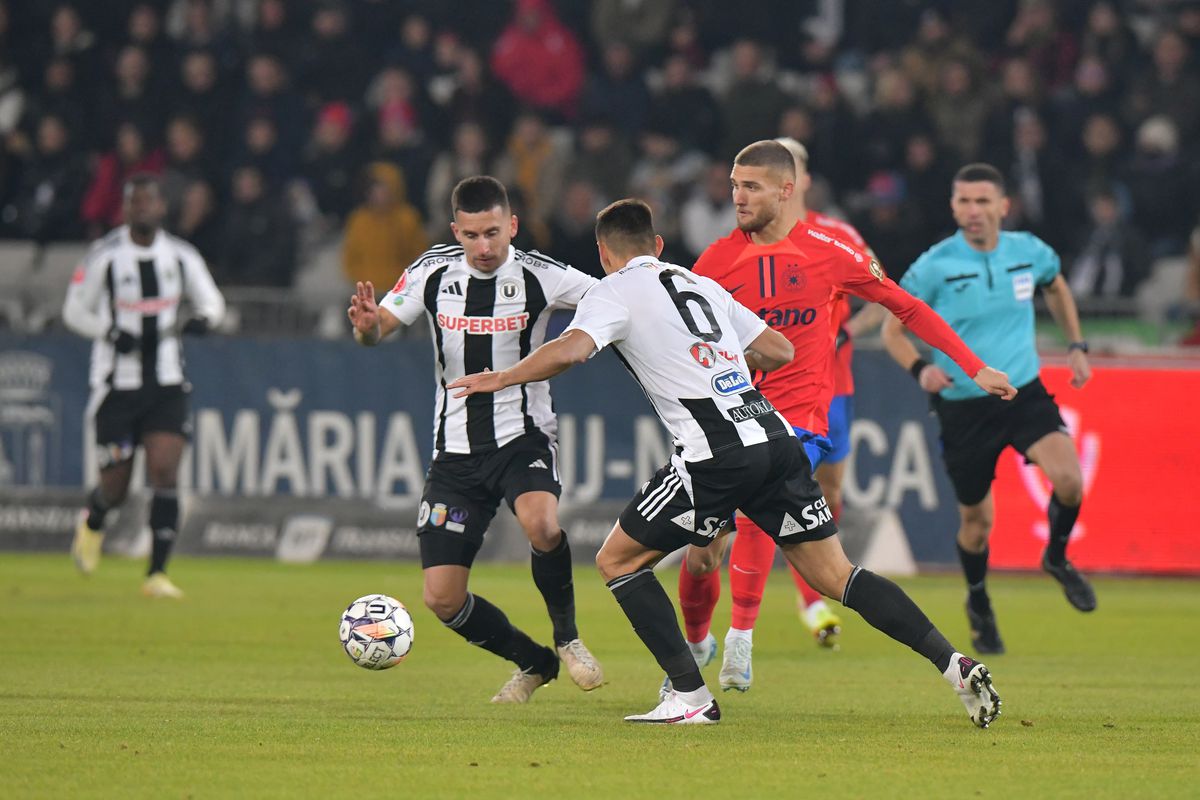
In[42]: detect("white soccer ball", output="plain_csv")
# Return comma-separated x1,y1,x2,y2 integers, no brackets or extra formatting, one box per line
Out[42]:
338,594,414,670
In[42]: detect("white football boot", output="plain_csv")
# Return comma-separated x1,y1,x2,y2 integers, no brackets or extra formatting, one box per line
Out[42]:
625,689,721,724
943,653,1001,728
718,633,753,692
557,639,604,691
659,633,718,701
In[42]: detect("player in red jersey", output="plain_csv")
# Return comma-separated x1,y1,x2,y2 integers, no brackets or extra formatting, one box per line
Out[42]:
668,140,1013,695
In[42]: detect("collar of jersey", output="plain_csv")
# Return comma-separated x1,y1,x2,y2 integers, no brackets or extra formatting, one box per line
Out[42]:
463,245,516,279
121,225,163,252
952,229,1002,258
621,254,661,271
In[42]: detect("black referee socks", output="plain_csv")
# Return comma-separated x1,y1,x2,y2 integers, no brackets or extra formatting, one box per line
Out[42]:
1046,496,1081,565
842,567,955,673
607,569,704,693
531,531,579,646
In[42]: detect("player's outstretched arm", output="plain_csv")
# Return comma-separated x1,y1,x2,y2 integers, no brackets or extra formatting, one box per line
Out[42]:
348,281,400,346
882,312,954,392
743,326,793,372
1041,275,1091,389
973,367,1017,400
449,329,598,397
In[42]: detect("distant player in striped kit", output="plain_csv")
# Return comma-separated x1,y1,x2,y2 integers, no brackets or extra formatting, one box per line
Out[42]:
63,174,226,598
347,176,604,703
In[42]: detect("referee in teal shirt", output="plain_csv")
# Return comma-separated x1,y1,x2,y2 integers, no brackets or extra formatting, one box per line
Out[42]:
883,163,1096,655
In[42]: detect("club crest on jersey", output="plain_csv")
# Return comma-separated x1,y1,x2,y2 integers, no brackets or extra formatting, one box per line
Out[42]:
783,263,807,292
868,259,884,281
711,370,751,395
689,342,716,368
499,277,523,300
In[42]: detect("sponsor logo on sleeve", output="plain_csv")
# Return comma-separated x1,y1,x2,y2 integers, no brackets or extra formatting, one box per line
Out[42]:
869,259,885,281
712,370,751,396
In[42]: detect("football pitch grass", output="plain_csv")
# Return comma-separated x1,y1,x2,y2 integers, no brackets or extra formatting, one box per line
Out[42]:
2,554,1197,799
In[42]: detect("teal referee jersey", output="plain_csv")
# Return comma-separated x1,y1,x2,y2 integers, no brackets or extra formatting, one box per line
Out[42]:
900,230,1059,400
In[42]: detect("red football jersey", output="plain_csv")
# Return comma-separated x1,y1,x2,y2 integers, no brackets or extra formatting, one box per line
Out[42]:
806,211,867,396
694,219,984,435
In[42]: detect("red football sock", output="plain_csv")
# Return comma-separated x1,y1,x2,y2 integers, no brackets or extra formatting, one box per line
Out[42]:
678,563,720,643
728,518,776,630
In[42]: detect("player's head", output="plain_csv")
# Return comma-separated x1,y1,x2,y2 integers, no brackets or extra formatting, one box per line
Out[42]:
594,199,664,274
450,175,517,273
951,163,1010,248
774,136,813,202
731,140,796,233
122,173,165,235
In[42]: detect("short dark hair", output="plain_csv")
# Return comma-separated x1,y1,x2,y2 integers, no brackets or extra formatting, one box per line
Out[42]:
595,199,656,253
733,140,796,180
451,175,509,214
953,163,1007,194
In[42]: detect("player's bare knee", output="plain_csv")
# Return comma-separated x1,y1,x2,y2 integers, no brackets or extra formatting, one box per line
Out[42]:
423,585,466,622
1053,473,1084,506
147,468,178,491
684,546,719,576
523,522,562,553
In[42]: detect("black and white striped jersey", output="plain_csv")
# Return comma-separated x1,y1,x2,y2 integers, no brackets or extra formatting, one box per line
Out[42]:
62,226,226,390
565,255,794,464
381,244,597,457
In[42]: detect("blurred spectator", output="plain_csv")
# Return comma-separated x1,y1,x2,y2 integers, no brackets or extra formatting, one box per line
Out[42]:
1079,1,1138,75
1062,112,1127,246
580,41,651,141
982,57,1047,167
899,8,978,97
238,114,292,185
248,0,302,67
176,49,230,160
719,40,791,159
627,122,706,242
1004,0,1077,91
342,162,428,291
161,114,213,224
387,14,435,85
425,120,490,237
94,45,163,148
81,120,165,235
1003,109,1068,251
899,131,955,246
6,114,88,241
301,101,359,224
297,1,366,105
852,170,924,276
350,0,407,60
1125,29,1200,143
167,0,240,72
1123,116,1193,258
19,57,84,143
566,114,633,203
217,164,296,287
926,58,987,164
805,75,858,191
126,3,175,75
493,110,572,231
858,67,928,178
240,52,307,166
547,179,603,277
1050,54,1121,154
32,5,100,90
653,54,720,156
490,0,585,121
172,178,219,261
1066,186,1150,299
444,47,515,147
591,0,678,56
368,67,434,216
681,161,734,261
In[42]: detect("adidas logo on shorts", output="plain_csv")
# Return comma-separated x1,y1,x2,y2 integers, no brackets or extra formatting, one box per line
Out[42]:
528,459,548,469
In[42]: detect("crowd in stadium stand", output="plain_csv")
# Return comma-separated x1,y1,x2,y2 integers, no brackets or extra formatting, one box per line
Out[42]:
1,0,1199,319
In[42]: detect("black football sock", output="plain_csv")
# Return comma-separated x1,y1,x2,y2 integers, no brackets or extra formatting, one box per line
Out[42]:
607,569,703,693
842,567,956,672
443,593,556,675
85,487,111,531
957,542,991,614
147,490,179,576
531,531,579,646
1045,496,1081,565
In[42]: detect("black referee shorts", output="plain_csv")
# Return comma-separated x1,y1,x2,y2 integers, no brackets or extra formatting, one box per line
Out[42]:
620,436,837,553
417,431,561,569
934,377,1068,506
93,384,191,469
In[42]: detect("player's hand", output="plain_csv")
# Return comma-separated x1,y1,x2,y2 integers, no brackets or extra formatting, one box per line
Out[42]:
180,316,209,336
973,366,1017,400
448,369,506,398
1068,349,1091,389
107,328,140,354
347,281,380,335
917,364,954,393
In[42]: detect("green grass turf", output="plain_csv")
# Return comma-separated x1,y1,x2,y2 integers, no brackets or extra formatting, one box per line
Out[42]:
1,554,1197,799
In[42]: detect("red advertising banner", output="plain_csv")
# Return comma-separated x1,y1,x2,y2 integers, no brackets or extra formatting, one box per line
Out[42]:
989,363,1200,575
